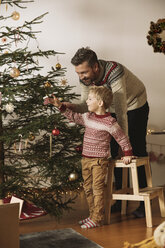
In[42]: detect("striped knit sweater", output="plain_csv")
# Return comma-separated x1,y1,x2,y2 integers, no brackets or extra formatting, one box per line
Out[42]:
94,60,124,86
72,59,147,135
61,106,133,158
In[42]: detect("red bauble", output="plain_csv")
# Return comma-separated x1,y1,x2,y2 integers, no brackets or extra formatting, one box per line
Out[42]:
75,145,83,152
52,128,60,136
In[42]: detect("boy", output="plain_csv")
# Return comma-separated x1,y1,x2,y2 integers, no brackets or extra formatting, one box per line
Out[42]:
44,86,135,229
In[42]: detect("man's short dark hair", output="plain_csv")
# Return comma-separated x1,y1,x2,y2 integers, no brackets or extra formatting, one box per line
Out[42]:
71,47,98,67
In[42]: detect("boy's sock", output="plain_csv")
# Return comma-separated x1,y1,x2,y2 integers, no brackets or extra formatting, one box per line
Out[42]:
78,217,91,225
81,219,100,229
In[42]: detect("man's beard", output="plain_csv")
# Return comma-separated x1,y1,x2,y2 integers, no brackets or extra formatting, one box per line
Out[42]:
80,73,97,86
80,78,93,86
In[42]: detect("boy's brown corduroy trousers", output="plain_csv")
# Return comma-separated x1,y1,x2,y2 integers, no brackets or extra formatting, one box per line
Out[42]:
81,157,109,225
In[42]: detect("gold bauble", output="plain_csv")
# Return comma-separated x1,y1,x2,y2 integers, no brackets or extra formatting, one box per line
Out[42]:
55,63,61,70
10,67,20,78
28,133,35,141
12,11,20,21
44,81,51,88
69,172,78,181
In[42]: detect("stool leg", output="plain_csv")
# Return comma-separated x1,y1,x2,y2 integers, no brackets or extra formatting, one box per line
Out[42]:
104,165,114,224
131,165,139,195
121,167,128,215
158,189,165,217
144,196,152,228
144,157,152,187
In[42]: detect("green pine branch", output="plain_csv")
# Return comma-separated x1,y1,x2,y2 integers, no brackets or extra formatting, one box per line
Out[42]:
0,13,49,45
1,0,34,8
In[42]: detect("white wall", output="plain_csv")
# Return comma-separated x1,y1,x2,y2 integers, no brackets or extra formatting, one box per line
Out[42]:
2,0,165,185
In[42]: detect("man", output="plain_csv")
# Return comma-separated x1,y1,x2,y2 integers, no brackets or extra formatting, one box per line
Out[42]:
69,47,149,218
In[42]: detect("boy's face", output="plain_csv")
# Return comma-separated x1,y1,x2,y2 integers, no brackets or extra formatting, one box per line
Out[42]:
86,92,100,113
75,61,99,86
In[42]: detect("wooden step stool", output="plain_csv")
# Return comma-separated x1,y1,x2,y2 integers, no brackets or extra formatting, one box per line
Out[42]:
104,157,165,227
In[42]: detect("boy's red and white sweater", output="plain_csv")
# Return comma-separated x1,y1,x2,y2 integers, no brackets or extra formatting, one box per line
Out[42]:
61,106,133,158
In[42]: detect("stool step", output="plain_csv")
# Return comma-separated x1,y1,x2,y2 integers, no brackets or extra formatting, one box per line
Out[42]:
139,187,164,199
112,187,164,200
140,186,163,192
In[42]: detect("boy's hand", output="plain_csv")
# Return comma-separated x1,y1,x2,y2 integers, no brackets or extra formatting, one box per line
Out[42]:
44,95,62,108
121,156,137,165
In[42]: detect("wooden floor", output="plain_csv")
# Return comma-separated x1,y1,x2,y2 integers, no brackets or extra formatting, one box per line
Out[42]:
19,190,165,248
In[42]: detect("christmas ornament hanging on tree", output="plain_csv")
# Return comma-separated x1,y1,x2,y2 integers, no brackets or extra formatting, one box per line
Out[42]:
12,11,20,21
69,172,78,181
44,81,51,88
28,133,35,141
14,28,20,46
5,103,15,113
5,3,8,11
10,67,20,78
18,134,23,152
49,134,52,158
1,37,7,43
52,128,60,136
55,63,61,70
61,79,67,86
75,145,83,153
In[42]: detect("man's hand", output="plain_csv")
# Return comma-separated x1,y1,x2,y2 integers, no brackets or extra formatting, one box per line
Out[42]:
121,156,137,165
44,95,62,108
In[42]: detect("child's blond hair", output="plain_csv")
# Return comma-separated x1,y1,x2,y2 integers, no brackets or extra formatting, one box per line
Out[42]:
89,86,113,109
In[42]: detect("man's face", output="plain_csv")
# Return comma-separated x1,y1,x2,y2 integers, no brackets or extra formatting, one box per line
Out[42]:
75,61,99,86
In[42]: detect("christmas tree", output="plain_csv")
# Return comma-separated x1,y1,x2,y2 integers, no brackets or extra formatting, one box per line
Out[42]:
0,0,83,217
